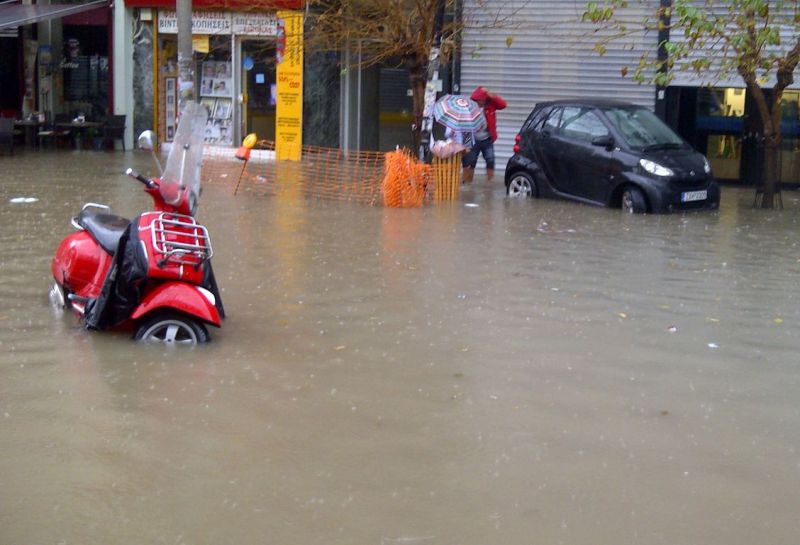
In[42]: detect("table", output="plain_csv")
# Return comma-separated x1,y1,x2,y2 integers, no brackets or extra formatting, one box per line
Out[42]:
14,120,41,147
55,121,103,149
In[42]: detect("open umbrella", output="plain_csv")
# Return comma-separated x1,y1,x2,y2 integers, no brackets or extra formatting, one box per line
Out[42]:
433,94,485,132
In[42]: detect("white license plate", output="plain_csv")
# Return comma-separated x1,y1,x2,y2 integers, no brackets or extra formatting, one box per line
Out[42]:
681,190,707,202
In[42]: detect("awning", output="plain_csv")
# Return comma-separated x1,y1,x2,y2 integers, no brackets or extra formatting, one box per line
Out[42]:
0,1,108,31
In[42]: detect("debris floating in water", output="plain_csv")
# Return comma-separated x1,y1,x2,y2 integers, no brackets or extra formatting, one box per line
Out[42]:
9,197,39,204
464,203,479,208
707,342,719,349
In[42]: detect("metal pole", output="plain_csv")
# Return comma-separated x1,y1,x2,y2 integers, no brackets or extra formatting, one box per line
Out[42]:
177,0,195,113
418,0,446,162
654,0,671,121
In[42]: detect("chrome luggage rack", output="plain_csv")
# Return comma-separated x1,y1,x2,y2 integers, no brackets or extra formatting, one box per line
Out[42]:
150,212,213,268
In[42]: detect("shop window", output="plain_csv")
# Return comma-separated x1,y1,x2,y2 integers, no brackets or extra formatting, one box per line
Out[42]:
697,88,744,180
779,91,800,185
62,26,109,120
157,34,232,145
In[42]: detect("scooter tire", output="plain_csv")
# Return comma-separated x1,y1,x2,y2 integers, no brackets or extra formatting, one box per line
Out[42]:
134,311,210,345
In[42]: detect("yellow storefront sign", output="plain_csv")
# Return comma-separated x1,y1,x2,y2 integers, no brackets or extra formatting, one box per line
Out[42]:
275,10,303,161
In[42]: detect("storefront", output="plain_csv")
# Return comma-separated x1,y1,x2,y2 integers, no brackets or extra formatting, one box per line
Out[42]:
125,0,303,156
664,86,800,185
0,1,112,123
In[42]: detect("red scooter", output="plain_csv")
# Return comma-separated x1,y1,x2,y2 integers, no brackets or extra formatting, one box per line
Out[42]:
50,102,224,345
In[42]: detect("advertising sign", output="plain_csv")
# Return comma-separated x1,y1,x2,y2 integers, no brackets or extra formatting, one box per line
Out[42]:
275,10,303,161
232,13,279,36
158,10,231,35
158,11,279,36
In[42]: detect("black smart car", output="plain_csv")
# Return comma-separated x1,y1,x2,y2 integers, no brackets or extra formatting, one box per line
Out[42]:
504,100,720,213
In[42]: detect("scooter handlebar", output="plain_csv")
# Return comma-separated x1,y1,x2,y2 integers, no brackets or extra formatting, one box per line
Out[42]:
126,168,157,189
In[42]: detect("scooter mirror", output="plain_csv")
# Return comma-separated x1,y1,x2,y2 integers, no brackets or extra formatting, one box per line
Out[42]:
138,130,157,151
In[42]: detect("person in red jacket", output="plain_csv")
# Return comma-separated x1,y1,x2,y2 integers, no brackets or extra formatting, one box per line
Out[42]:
462,86,507,183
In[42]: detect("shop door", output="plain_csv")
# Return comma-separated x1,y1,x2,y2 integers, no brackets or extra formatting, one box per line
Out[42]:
239,39,276,145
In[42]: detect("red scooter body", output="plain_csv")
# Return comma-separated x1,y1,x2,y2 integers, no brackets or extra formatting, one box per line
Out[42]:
50,103,223,344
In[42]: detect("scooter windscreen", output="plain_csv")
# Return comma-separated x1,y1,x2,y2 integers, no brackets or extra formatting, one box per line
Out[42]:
160,101,208,212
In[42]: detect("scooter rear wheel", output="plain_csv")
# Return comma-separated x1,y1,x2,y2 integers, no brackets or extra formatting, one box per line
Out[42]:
134,312,209,345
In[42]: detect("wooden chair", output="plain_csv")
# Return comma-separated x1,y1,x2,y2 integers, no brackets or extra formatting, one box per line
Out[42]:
0,117,14,154
104,115,126,151
38,114,72,149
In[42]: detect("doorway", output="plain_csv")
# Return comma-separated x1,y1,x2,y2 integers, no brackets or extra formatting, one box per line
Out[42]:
237,38,277,145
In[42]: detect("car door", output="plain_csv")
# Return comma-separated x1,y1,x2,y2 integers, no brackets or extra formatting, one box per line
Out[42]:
530,106,564,189
555,106,615,202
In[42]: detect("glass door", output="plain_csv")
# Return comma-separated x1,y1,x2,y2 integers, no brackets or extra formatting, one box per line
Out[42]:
237,38,277,146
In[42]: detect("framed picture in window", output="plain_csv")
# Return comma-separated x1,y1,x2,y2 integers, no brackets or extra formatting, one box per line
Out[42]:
200,97,216,119
164,77,177,142
213,98,231,120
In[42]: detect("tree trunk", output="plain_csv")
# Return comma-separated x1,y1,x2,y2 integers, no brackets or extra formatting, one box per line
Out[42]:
760,140,780,209
746,82,781,208
408,62,426,152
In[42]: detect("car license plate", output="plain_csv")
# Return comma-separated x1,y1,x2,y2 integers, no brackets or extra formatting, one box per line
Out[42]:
681,190,707,202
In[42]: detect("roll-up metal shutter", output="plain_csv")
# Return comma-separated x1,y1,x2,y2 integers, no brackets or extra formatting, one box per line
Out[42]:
460,0,659,169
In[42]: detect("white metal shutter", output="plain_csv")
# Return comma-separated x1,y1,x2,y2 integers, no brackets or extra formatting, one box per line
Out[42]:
460,0,660,168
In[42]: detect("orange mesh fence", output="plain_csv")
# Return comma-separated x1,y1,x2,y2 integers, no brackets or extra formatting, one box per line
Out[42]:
382,149,431,208
202,141,455,208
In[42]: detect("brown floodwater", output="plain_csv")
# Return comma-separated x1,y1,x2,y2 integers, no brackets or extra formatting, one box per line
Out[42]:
1,149,799,544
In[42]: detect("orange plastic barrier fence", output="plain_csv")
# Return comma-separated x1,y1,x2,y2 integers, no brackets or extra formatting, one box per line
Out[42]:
202,141,454,208
382,149,431,208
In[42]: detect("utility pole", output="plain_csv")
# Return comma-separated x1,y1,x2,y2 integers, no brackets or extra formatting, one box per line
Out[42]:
176,0,195,113
418,0,446,162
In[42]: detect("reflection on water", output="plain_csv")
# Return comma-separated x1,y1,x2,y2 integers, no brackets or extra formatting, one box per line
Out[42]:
2,151,800,544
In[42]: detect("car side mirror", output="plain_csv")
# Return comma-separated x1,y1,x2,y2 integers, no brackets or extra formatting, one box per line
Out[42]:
592,135,615,149
592,134,614,149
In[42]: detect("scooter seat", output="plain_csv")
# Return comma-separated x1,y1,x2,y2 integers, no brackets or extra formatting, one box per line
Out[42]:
79,211,131,255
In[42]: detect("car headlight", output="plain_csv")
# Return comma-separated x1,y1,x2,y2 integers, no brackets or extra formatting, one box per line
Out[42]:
702,156,712,174
639,158,673,177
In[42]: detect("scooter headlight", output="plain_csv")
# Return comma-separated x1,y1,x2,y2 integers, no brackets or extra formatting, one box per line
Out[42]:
639,158,673,177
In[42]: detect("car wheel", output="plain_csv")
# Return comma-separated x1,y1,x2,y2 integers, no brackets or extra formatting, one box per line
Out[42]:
621,187,647,214
134,312,209,345
507,172,535,198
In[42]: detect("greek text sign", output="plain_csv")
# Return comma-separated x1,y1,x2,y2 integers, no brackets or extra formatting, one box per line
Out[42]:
158,11,279,36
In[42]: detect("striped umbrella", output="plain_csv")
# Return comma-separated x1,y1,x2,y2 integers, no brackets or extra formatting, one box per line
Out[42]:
433,94,485,132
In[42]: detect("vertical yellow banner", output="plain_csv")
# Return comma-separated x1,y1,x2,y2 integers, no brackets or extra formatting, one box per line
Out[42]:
275,10,304,161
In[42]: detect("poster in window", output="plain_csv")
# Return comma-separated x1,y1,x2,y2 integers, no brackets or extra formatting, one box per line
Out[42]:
164,77,177,142
201,61,232,98
213,98,231,120
200,97,216,120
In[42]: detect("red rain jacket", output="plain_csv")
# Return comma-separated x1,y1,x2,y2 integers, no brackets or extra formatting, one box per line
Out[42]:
471,87,507,142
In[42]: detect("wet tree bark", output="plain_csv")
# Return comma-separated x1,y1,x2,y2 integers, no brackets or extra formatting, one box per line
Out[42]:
740,36,799,209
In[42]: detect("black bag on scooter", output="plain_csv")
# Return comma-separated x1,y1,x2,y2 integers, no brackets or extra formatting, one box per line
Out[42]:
84,215,149,331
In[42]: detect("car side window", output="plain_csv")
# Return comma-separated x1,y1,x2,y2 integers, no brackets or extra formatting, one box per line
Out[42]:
521,108,543,132
542,107,561,134
559,107,609,142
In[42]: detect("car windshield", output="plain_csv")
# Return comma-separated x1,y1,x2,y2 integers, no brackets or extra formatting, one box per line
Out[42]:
602,106,685,151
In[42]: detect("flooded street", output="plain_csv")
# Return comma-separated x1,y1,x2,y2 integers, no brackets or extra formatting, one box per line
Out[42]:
2,150,800,544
